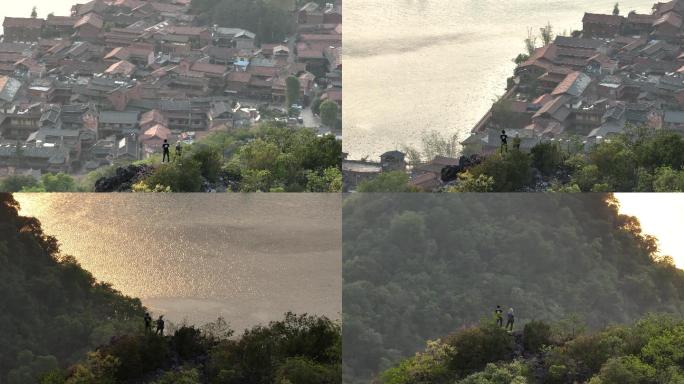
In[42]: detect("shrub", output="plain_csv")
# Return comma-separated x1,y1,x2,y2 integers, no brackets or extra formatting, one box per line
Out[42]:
172,327,207,360
143,161,202,192
190,145,223,182
445,323,513,376
597,356,655,384
523,320,552,354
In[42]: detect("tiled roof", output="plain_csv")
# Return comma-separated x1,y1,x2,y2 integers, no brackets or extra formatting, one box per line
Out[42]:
3,17,45,29
74,13,104,29
582,13,624,26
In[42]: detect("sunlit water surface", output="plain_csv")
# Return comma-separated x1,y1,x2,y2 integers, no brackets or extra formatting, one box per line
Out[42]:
344,0,655,159
14,194,341,330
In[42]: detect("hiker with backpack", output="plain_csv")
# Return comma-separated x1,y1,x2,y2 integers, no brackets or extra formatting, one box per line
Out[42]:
156,315,165,336
162,140,171,163
494,305,503,327
175,141,182,161
144,312,152,333
506,308,515,331
500,130,508,153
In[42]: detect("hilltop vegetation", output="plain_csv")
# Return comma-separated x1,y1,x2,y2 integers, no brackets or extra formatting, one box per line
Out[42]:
0,194,342,383
396,128,684,192
42,312,341,384
379,314,684,384
460,129,684,192
123,124,342,193
0,124,342,193
342,194,684,383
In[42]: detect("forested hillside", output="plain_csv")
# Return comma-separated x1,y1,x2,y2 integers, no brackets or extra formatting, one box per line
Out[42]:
0,194,144,382
379,314,684,384
342,194,684,383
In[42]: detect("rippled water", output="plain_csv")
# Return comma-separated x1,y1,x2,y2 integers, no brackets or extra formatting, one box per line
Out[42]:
343,0,655,159
14,194,341,330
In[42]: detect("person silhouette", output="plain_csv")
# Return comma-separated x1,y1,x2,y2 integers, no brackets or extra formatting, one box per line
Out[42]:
175,141,182,160
144,312,152,333
500,130,508,153
513,134,521,150
506,308,515,331
156,315,165,336
162,140,170,163
494,305,503,327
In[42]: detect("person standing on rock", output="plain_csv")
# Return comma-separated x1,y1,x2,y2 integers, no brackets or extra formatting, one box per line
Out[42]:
175,141,182,161
506,308,515,331
500,130,508,154
494,305,503,327
162,140,171,163
156,315,165,336
144,312,152,333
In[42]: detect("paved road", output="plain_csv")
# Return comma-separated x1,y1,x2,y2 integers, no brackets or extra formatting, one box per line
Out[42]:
301,107,319,128
300,107,339,137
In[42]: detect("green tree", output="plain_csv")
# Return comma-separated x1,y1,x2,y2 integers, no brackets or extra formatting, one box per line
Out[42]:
189,145,223,182
447,172,495,192
571,164,601,192
0,175,39,192
379,340,454,384
523,321,552,354
275,357,340,384
40,173,77,192
65,352,119,384
320,101,339,128
597,356,655,384
240,169,273,192
306,167,343,192
540,22,554,45
286,76,300,108
457,361,528,384
652,167,684,192
470,151,533,191
143,161,203,192
531,141,564,176
357,172,417,192
524,27,537,55
240,139,281,170
445,322,513,376
513,53,530,65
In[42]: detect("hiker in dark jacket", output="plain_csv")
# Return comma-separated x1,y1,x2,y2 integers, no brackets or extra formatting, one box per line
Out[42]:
162,140,170,163
144,312,152,333
500,130,508,153
156,315,165,336
506,308,515,331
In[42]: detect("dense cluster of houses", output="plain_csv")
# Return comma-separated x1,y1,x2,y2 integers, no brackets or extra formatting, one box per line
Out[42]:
463,0,684,157
0,0,342,177
344,0,684,191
